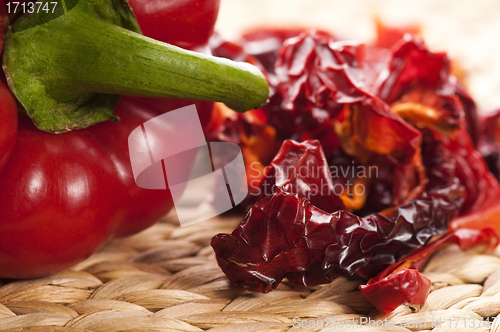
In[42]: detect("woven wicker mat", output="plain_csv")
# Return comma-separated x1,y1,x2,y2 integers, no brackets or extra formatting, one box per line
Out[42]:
2,212,500,332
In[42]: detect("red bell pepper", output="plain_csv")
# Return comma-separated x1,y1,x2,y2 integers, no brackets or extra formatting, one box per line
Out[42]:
0,79,17,173
0,1,17,173
0,0,269,278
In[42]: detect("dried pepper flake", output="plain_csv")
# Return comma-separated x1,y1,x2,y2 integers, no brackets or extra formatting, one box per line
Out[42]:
361,228,498,314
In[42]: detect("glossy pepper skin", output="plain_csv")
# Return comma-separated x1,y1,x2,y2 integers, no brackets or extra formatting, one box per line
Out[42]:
0,114,124,278
0,0,220,278
98,0,221,237
128,0,220,50
0,78,17,173
210,28,500,314
0,4,18,173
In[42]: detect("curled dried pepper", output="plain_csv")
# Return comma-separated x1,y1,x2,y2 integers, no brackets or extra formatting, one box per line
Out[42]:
211,132,466,292
210,26,500,314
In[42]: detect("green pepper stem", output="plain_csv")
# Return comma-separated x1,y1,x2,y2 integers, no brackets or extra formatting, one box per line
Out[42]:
2,0,269,133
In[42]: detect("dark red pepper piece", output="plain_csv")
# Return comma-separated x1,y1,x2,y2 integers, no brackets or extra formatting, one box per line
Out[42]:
361,228,498,314
240,28,334,75
211,135,465,292
361,269,431,315
258,140,345,212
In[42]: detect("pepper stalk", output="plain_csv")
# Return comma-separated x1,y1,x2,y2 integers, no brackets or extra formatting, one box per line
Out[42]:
2,0,269,133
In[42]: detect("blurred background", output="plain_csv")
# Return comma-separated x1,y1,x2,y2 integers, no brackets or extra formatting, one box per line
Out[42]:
216,0,500,111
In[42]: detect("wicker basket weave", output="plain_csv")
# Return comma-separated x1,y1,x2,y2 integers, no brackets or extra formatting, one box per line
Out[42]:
1,211,500,332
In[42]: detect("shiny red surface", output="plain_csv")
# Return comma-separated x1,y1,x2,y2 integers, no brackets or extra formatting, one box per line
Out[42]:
0,0,219,278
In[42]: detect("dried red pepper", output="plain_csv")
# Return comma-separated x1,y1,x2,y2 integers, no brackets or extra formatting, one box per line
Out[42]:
361,228,498,314
211,132,466,291
210,26,500,314
361,270,431,315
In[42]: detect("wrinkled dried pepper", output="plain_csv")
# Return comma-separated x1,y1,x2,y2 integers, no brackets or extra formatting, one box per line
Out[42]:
210,27,500,314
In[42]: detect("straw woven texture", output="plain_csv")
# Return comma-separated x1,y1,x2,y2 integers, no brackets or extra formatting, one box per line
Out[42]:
2,212,500,332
